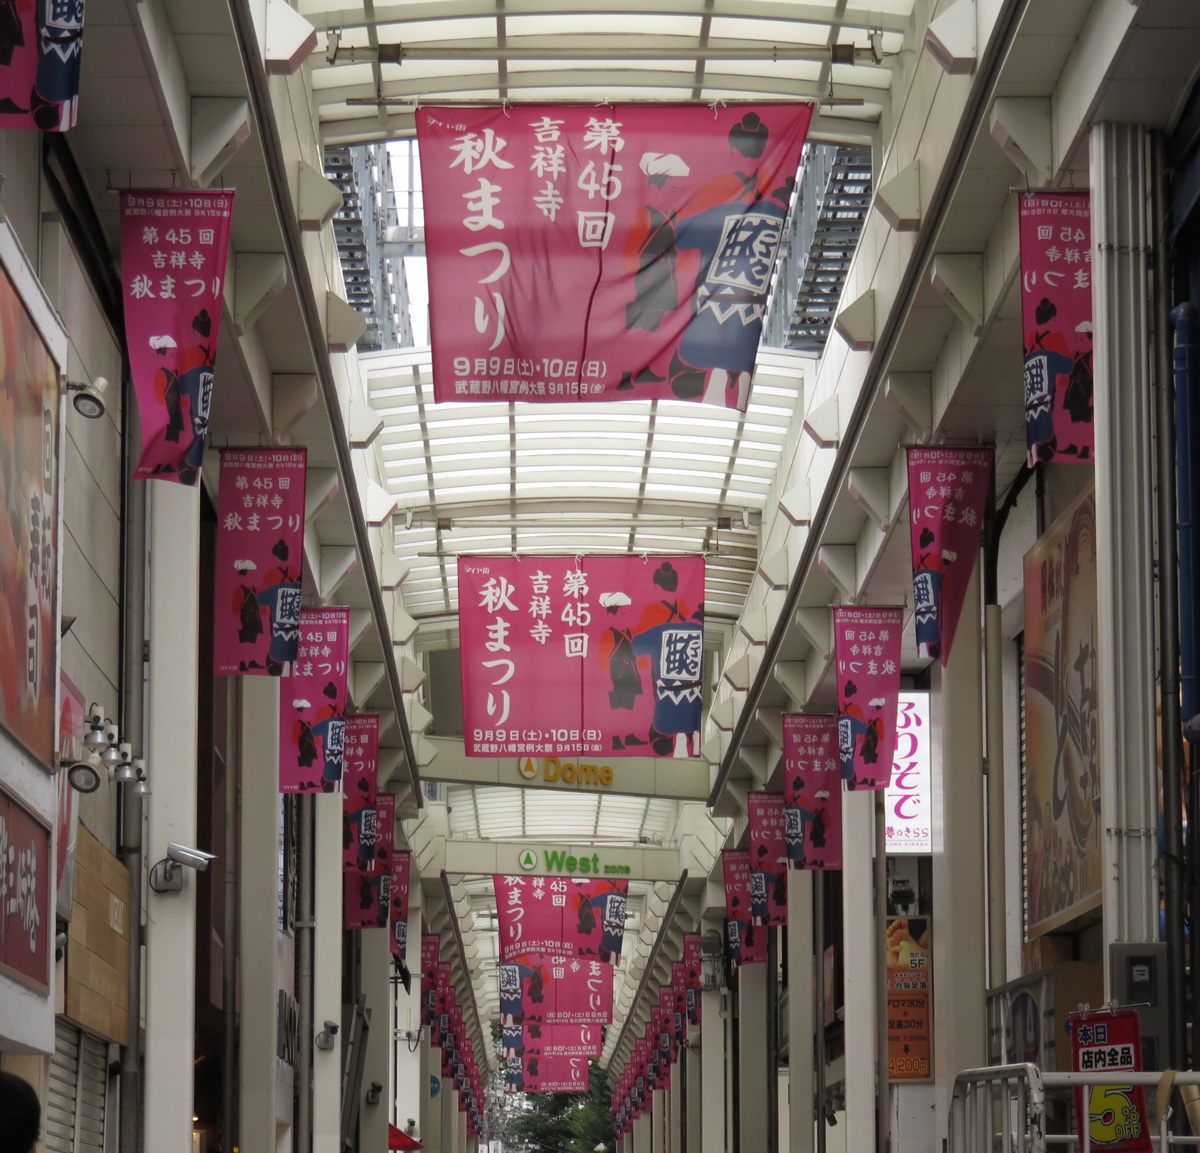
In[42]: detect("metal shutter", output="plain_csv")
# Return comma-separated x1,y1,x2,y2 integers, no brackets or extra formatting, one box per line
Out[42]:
43,1019,109,1153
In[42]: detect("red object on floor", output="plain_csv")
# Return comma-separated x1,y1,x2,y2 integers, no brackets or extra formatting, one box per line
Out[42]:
388,1124,423,1149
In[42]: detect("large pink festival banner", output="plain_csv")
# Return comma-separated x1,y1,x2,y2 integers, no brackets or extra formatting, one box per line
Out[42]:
683,932,702,1025
502,1022,600,1058
494,874,629,960
0,0,84,132
906,447,991,665
343,715,381,869
722,849,766,968
499,954,614,1025
279,607,349,793
747,792,788,925
459,554,704,758
214,448,306,676
782,714,842,870
833,606,904,790
1019,191,1093,466
345,793,394,930
507,1054,590,1094
389,848,412,960
416,103,811,411
670,963,689,1039
120,191,234,484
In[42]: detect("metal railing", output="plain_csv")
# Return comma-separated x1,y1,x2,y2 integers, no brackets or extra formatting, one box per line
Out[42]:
950,1063,1200,1153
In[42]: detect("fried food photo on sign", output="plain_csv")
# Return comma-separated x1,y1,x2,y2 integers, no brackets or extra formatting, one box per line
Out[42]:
886,917,930,970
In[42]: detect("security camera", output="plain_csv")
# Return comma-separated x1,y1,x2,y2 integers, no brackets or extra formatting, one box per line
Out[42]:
66,376,109,420
167,842,217,871
150,843,218,893
365,1081,383,1107
316,1020,339,1050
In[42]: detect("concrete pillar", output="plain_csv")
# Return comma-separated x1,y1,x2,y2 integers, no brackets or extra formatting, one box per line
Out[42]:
931,564,987,1147
142,481,201,1153
787,872,815,1153
841,788,875,1151
699,988,725,1153
668,1066,682,1153
423,1034,443,1152
360,920,392,1150
441,1080,458,1152
652,1087,666,1153
737,959,771,1151
634,1109,653,1153
313,792,345,1153
686,1027,701,1152
394,894,424,1133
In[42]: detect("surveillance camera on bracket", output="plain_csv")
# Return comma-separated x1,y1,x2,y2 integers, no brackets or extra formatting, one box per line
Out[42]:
150,843,218,892
316,1020,339,1050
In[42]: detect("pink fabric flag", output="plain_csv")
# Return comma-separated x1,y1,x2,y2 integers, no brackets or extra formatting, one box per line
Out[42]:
345,793,394,930
279,607,349,793
389,849,412,960
421,934,440,1025
671,962,689,1039
0,0,84,131
498,954,614,1024
120,191,234,484
416,103,812,410
343,715,380,869
683,931,702,1025
906,446,992,664
214,448,306,676
833,606,904,790
494,874,629,961
431,961,452,1045
502,1023,600,1058
722,849,766,967
507,1053,590,1094
782,714,843,870
747,792,789,925
1019,191,1093,466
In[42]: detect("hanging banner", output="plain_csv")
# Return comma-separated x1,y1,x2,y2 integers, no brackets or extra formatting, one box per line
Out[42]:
722,849,766,967
905,446,991,664
214,448,306,676
345,794,394,930
781,713,842,870
1019,191,1093,466
343,716,381,870
833,606,903,790
1068,1009,1151,1153
747,793,788,924
459,554,705,758
885,693,932,854
279,607,349,793
389,848,412,960
120,191,234,484
421,934,441,1026
506,1053,590,1094
502,1022,601,1058
886,917,932,1080
494,874,629,961
0,0,84,132
498,955,614,1024
670,962,689,1040
431,960,452,1045
683,932,702,1025
416,103,812,410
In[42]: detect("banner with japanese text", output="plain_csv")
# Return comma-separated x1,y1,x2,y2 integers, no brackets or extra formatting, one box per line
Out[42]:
506,1053,589,1094
1019,191,1093,466
0,0,84,131
722,849,765,967
389,848,411,960
1069,1009,1151,1152
0,790,51,988
683,932,702,1024
345,793,394,930
494,874,628,960
417,103,811,410
421,934,440,1026
782,713,842,869
120,191,234,484
833,606,903,790
214,448,306,675
279,607,349,793
498,955,614,1024
343,715,381,869
431,960,452,1045
906,446,991,664
502,1023,600,1058
671,962,689,1039
885,693,931,853
747,792,788,924
886,917,931,1080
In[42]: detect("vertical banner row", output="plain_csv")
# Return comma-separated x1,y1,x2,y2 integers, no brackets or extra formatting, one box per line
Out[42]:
280,607,349,793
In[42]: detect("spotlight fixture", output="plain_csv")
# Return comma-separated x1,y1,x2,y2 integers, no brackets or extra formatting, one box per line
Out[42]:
112,743,136,783
100,723,122,765
131,760,150,797
83,704,109,751
65,376,109,420
62,753,104,794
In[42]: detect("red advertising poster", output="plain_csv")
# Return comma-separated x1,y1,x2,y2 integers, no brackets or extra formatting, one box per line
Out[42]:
0,789,51,989
214,448,306,675
1019,191,1093,466
833,606,904,790
279,607,349,793
417,103,811,410
0,0,83,131
495,874,628,961
722,849,765,967
747,792,788,923
120,190,234,484
906,446,991,664
886,916,932,1080
389,849,411,960
782,713,842,870
459,554,704,758
343,716,381,870
498,955,614,1024
1069,1008,1151,1152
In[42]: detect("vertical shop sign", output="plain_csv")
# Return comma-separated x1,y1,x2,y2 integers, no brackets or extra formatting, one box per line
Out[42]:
279,607,349,793
1019,191,1093,466
120,191,234,484
781,713,842,870
886,916,932,1080
746,792,788,924
722,849,765,967
885,693,931,853
0,0,84,131
1069,1008,1151,1152
833,606,903,789
214,448,306,675
905,446,992,663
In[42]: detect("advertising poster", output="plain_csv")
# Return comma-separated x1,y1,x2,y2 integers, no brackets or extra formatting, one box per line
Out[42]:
884,693,932,854
746,792,788,924
833,606,904,789
417,103,811,409
1068,1009,1151,1152
459,554,704,758
0,0,84,131
886,916,932,1080
279,607,349,793
494,874,628,960
782,713,842,869
0,788,51,989
213,448,306,675
722,849,766,967
498,955,614,1024
1023,485,1100,937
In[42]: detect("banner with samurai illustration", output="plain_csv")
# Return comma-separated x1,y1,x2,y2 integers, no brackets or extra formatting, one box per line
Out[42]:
683,933,702,1025
670,963,689,1039
343,715,380,869
120,190,234,484
498,955,614,1024
502,1022,600,1058
0,0,84,131
1023,484,1100,937
722,849,766,967
833,606,903,790
906,447,991,664
747,792,788,924
505,1053,589,1094
782,713,842,869
459,555,704,757
417,103,811,410
389,848,411,959
494,874,628,961
214,448,305,675
1019,191,1093,465
279,607,349,793
344,793,394,930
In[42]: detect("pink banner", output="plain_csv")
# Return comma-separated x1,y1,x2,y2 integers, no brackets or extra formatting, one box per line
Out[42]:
747,792,788,924
120,191,234,484
782,714,843,870
833,606,903,790
279,607,349,793
722,849,765,967
494,874,629,960
506,1053,590,1094
417,104,811,410
1019,191,1093,465
345,794,394,930
343,716,381,869
389,849,411,960
502,1022,600,1058
670,962,689,1039
498,955,614,1024
683,932,701,1025
906,446,991,664
431,961,452,1045
0,0,83,131
460,554,705,757
421,934,441,1025
214,448,306,675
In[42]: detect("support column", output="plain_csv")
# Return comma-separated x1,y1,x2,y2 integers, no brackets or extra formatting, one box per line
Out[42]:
668,1066,682,1153
699,988,725,1153
686,1026,701,1152
738,959,770,1151
313,793,345,1153
441,1082,457,1153
841,788,875,1152
652,1088,667,1153
1090,121,1160,971
143,481,201,1153
787,872,815,1153
359,914,392,1151
931,564,987,1147
423,1034,442,1153
634,1109,652,1153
